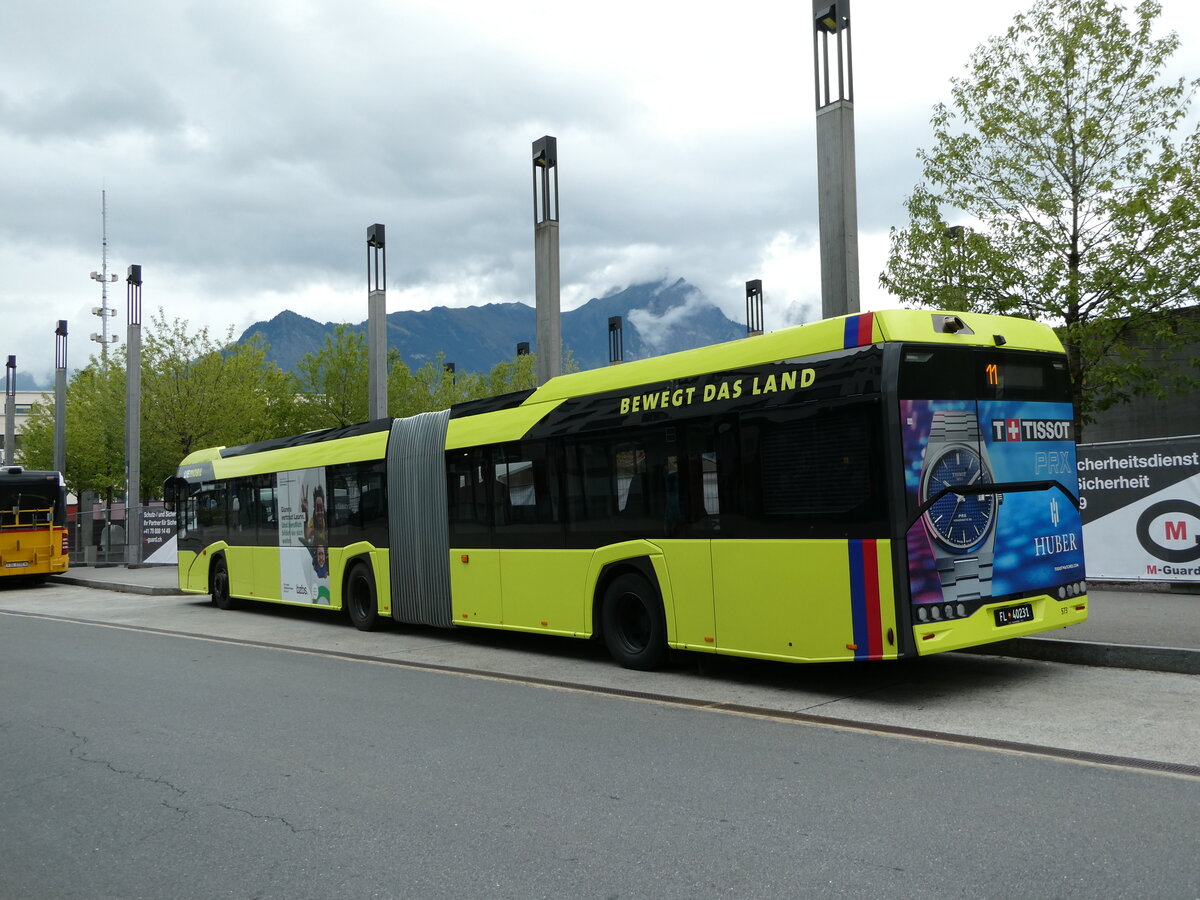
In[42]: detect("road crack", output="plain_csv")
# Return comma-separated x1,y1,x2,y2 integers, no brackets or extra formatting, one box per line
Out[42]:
216,803,315,834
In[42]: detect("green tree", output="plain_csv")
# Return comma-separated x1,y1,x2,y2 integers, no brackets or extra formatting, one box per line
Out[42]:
881,0,1200,436
21,314,303,501
294,324,370,428
18,352,126,501
412,352,481,412
294,333,582,425
140,312,304,494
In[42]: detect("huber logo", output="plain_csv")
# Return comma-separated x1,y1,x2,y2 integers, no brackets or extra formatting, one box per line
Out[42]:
1032,532,1079,557
990,419,1074,442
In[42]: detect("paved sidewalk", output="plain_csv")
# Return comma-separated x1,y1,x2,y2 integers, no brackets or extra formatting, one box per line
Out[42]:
50,566,1200,675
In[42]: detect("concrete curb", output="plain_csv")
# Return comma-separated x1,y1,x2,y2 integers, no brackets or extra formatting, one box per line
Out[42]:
959,637,1200,676
49,574,190,597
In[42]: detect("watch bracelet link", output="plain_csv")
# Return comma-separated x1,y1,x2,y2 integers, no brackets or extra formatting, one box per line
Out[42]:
935,550,994,605
929,410,982,446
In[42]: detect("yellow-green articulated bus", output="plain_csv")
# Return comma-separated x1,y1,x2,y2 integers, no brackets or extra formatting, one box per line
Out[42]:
166,310,1089,669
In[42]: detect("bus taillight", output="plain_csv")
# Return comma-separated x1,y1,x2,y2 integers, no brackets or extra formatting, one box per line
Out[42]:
61,532,69,555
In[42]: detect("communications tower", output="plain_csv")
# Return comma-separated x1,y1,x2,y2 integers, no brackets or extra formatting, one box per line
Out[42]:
89,190,120,357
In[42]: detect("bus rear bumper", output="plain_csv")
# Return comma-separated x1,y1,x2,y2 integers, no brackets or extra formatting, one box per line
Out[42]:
914,594,1089,655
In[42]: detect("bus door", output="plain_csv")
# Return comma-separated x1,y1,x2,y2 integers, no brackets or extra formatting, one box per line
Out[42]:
899,347,1086,634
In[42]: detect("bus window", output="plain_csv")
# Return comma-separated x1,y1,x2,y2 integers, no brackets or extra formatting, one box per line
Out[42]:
492,442,559,531
614,444,646,514
228,478,256,538
256,474,276,544
448,449,491,543
739,401,886,537
195,483,228,546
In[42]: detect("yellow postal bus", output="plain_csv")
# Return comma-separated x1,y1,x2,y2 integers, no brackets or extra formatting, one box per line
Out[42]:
166,309,1089,668
1,467,69,583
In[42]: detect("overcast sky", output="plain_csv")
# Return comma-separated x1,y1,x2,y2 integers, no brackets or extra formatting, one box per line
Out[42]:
2,0,1198,384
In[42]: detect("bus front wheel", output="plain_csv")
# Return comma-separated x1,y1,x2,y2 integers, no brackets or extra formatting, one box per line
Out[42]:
345,562,379,632
211,558,239,610
601,573,668,671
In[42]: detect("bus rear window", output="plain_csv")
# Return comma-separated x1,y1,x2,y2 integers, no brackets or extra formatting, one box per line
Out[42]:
898,346,1071,402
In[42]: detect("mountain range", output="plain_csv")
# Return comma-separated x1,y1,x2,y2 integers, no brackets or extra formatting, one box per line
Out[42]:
237,278,748,374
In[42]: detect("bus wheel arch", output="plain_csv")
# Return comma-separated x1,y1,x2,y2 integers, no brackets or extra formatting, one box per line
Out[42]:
209,553,239,610
344,556,379,632
596,561,668,671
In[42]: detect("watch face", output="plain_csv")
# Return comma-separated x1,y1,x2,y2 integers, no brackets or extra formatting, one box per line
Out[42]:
920,446,995,550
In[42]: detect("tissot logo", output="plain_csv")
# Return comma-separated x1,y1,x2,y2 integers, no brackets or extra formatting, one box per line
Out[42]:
990,418,1074,442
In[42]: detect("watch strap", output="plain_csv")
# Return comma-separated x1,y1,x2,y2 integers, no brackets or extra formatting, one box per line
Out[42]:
934,549,994,604
929,410,981,446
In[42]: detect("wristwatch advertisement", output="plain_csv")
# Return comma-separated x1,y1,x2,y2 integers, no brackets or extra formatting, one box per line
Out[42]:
902,398,1085,614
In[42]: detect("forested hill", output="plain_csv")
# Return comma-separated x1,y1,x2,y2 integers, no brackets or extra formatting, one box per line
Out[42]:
237,278,746,373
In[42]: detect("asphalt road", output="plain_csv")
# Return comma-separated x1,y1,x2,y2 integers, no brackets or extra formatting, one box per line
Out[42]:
2,599,1199,898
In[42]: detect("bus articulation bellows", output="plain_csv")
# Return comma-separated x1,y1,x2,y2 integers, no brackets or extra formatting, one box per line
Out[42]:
166,309,1089,668
1,466,69,582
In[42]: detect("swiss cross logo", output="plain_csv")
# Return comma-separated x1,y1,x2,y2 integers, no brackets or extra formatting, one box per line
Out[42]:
991,419,1023,441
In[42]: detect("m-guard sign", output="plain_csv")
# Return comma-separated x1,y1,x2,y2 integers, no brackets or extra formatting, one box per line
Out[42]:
1077,436,1200,583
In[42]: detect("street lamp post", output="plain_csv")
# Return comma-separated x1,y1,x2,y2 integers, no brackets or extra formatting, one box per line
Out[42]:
746,280,764,336
812,1,861,319
3,355,15,466
533,136,562,385
125,266,142,566
608,316,624,365
367,224,388,419
54,321,68,475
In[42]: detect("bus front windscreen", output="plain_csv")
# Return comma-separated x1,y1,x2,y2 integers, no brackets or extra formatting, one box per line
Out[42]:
897,347,1085,620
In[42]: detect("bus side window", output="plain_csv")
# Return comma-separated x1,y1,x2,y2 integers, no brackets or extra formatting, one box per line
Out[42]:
447,449,490,545
492,442,560,534
229,477,255,537
739,401,885,536
195,482,228,546
358,460,386,536
565,442,613,525
614,443,646,515
256,475,276,543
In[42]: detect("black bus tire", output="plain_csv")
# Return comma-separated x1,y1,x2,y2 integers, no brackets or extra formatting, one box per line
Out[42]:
601,572,668,670
345,562,379,632
211,557,239,610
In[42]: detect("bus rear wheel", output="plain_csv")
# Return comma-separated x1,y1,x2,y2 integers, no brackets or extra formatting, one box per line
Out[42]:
601,572,668,671
211,558,239,610
346,562,379,632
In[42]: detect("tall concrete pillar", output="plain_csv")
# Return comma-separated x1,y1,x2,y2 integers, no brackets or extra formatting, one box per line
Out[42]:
54,321,67,474
3,356,15,466
367,224,388,419
532,136,561,385
125,266,142,566
813,1,861,319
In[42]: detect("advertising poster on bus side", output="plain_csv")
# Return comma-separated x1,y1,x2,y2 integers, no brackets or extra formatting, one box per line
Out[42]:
276,468,332,604
1077,436,1200,583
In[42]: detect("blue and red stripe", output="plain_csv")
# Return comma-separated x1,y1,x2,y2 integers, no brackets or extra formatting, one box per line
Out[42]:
843,312,875,349
848,539,884,660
